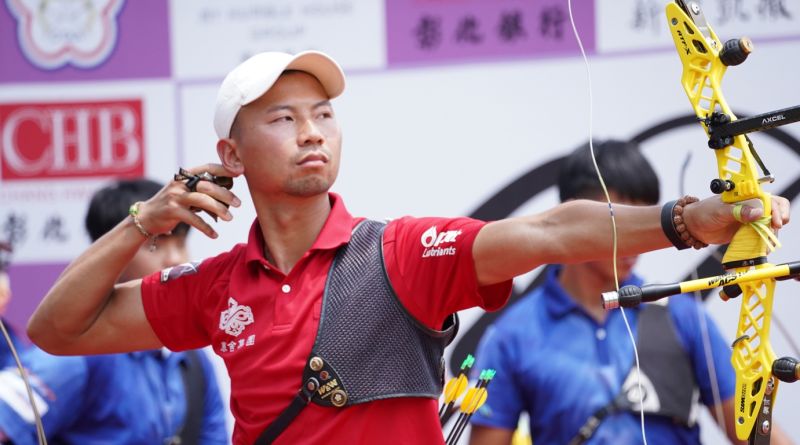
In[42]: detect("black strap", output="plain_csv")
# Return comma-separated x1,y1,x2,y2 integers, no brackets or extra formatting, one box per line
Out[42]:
567,391,629,445
254,385,315,445
179,350,207,445
660,200,690,250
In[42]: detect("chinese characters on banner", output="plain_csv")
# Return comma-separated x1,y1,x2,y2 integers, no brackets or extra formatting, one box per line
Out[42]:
597,0,798,53
386,0,595,66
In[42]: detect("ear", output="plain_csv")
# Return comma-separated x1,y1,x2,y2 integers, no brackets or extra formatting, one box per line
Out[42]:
217,138,244,175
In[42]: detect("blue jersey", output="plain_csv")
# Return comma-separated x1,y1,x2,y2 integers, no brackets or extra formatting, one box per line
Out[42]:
470,266,735,445
0,346,228,445
0,319,26,369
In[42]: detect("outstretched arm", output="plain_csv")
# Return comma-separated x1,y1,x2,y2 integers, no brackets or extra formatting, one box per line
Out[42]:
473,195,790,286
27,164,240,355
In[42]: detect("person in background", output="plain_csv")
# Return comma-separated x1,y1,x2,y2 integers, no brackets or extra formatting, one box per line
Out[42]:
0,179,229,445
0,241,26,369
25,51,791,445
468,140,793,445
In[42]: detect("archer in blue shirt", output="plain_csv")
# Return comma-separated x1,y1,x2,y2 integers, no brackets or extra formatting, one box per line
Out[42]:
468,140,752,445
0,346,227,445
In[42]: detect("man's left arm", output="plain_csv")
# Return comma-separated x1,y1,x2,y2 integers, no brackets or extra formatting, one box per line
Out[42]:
473,196,790,286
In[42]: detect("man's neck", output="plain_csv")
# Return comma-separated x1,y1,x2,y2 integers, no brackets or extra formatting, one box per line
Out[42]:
557,264,617,323
253,193,333,274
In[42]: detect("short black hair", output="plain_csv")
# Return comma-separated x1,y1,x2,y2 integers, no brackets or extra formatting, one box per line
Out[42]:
557,139,660,205
85,179,189,242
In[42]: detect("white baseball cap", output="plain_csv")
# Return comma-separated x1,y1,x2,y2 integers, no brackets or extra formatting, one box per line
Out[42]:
213,50,346,139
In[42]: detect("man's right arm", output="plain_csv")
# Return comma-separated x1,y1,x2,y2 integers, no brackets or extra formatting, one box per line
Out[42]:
27,164,240,355
27,217,161,355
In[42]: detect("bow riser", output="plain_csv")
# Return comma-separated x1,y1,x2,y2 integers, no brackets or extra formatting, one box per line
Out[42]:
667,3,777,441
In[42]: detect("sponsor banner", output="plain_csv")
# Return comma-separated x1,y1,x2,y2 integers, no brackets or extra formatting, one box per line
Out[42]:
386,0,595,66
0,82,178,264
170,0,386,79
0,0,170,82
597,0,800,54
0,99,145,181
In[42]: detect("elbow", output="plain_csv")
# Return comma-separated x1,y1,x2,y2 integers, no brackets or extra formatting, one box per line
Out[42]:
26,313,69,355
26,315,52,352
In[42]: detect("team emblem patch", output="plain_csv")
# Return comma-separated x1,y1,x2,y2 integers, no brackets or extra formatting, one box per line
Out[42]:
219,297,254,337
160,261,200,283
7,0,125,69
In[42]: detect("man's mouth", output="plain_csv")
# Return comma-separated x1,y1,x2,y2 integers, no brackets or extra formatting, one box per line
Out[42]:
297,152,329,166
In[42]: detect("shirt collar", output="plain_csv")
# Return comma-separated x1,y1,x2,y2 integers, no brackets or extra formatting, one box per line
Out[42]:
543,265,644,319
245,192,354,265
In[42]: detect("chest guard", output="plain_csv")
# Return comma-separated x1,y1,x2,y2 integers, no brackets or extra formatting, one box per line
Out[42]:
256,220,458,445
621,303,699,426
307,219,458,407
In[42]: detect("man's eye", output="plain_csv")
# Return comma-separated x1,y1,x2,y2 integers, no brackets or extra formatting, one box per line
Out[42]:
272,116,293,123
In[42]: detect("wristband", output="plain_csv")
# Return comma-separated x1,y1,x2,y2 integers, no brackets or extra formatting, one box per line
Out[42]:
128,201,153,239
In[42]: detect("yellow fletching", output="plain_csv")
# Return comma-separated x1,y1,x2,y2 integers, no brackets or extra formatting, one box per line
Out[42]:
459,388,488,414
443,374,468,403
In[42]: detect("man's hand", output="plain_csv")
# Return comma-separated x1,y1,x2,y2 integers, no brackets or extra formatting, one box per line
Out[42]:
683,195,791,245
137,163,242,239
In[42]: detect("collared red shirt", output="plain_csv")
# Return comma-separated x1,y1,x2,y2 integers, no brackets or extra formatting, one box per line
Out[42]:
141,193,512,445
470,266,735,445
0,346,228,445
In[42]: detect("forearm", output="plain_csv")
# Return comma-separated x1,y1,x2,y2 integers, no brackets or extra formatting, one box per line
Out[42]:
475,200,670,285
540,200,671,261
27,217,146,351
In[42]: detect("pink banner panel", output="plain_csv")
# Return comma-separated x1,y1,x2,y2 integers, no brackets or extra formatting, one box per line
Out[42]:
386,0,596,67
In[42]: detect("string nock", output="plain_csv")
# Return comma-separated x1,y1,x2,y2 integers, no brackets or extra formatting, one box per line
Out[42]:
461,354,475,370
772,357,800,383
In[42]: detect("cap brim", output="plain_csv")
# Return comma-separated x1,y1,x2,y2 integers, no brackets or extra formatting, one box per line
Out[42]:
284,51,345,101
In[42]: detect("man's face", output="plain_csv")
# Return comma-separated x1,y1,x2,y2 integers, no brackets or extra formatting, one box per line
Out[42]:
119,234,189,283
232,71,342,198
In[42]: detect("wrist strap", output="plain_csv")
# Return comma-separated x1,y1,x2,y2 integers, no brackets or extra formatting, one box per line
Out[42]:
661,196,708,250
661,200,689,250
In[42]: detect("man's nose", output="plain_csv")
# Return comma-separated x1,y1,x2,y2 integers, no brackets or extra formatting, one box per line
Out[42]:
298,119,324,146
